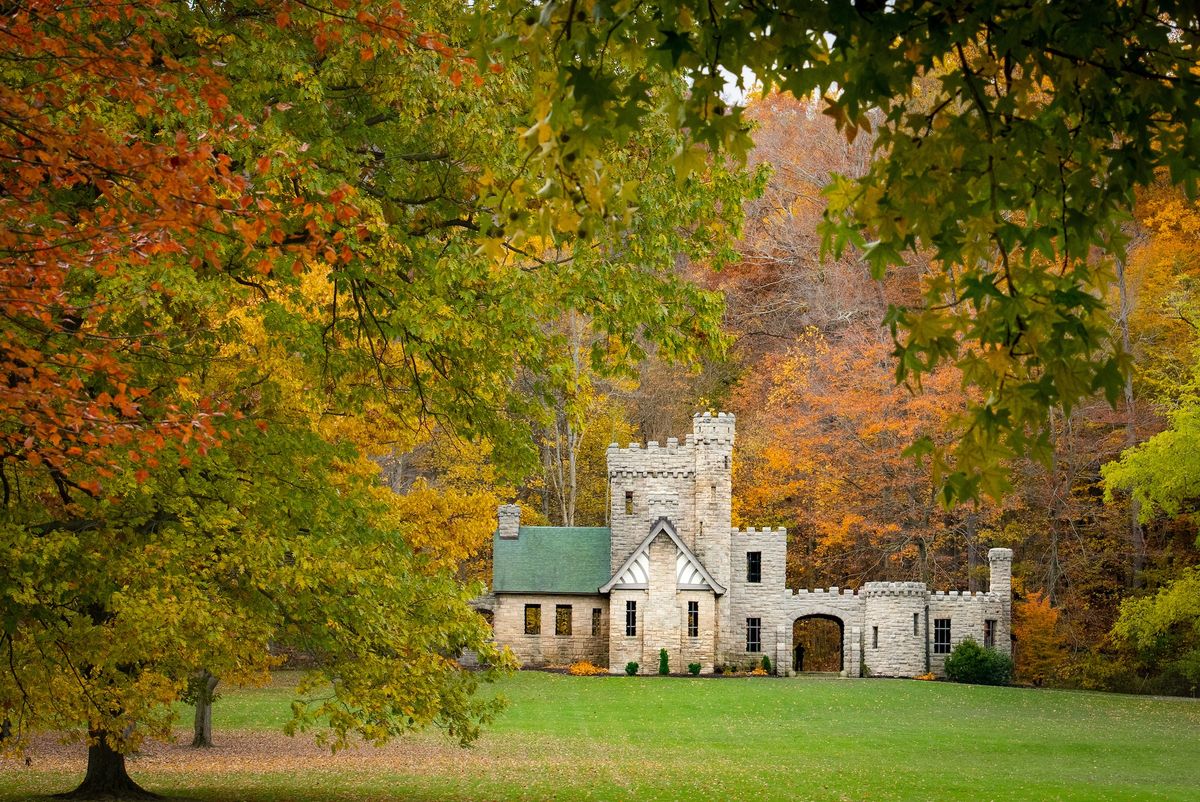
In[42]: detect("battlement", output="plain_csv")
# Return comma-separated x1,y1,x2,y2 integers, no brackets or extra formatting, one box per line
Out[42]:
692,410,735,444
929,589,999,601
731,527,788,537
606,440,697,477
861,581,928,598
787,586,858,597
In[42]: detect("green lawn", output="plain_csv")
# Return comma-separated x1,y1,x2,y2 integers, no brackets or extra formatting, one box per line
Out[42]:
3,672,1199,801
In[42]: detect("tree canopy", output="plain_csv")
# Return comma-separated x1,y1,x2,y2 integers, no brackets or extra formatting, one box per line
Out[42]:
0,0,755,796
495,0,1200,503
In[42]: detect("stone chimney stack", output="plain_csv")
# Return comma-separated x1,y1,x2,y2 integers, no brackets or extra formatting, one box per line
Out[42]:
497,504,521,540
988,548,1013,596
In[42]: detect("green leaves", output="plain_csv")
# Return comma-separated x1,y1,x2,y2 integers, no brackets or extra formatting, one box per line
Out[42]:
499,0,1200,504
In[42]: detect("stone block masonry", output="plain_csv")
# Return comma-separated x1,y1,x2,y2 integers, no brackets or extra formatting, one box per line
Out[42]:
493,593,608,667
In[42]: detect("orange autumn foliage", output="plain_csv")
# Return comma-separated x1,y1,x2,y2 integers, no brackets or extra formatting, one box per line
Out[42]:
0,1,472,497
1013,590,1068,687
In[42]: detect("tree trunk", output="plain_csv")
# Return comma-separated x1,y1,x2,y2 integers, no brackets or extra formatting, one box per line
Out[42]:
191,670,219,748
56,729,157,800
965,511,980,593
1114,257,1146,585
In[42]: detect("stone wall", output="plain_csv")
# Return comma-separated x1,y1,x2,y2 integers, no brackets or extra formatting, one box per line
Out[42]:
493,593,608,667
607,412,734,573
725,527,787,667
607,587,647,673
862,582,928,677
926,590,1010,674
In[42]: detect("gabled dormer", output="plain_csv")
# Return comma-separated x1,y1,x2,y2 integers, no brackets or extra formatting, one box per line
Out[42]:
600,517,726,595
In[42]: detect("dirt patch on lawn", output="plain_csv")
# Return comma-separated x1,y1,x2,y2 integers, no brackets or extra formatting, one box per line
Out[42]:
4,730,530,777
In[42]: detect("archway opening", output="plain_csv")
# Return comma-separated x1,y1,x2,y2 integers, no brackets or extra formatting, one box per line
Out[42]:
792,615,844,673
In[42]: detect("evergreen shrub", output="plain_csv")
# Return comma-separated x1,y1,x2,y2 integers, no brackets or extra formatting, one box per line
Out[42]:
659,648,670,675
687,663,701,675
944,638,1014,686
625,661,639,676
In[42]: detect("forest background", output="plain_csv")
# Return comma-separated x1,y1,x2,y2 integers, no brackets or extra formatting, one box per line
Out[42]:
402,90,1200,699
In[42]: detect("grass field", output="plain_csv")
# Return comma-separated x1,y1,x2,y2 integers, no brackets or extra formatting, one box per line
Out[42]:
3,671,1199,801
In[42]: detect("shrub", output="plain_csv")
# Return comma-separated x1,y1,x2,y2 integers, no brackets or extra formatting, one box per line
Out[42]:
761,654,773,675
625,661,639,676
750,667,767,676
658,648,670,675
567,661,607,676
944,638,1014,686
914,672,937,681
687,663,701,675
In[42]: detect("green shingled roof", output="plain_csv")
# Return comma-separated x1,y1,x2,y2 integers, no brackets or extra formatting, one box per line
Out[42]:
493,526,611,594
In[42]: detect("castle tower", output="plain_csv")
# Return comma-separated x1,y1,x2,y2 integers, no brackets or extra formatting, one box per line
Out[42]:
988,548,1013,597
690,412,734,591
861,581,928,676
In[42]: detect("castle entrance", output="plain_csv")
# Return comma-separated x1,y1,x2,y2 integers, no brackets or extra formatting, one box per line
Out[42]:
792,615,844,673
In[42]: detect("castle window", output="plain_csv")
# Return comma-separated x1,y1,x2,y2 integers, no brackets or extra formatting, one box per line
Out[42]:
934,618,951,654
984,619,996,649
746,551,762,583
687,601,699,638
524,604,541,635
724,456,729,469
746,618,762,652
555,605,572,636
624,490,633,516
592,608,602,636
914,613,920,636
625,600,637,636
872,626,879,649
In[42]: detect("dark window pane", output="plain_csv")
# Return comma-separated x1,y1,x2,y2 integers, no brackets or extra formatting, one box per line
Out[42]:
746,551,762,583
524,604,541,635
934,618,951,654
592,608,601,636
746,617,761,652
687,601,699,638
625,600,637,636
555,604,572,636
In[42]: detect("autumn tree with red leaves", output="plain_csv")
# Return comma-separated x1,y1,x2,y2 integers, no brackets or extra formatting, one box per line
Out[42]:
0,1,754,796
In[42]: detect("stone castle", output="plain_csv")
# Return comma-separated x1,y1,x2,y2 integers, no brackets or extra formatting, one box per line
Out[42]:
487,412,1012,676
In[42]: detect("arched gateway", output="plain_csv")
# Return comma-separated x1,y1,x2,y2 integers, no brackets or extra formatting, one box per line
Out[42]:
793,614,844,673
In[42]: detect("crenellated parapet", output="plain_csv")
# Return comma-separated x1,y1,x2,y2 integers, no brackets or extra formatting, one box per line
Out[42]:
607,439,697,477
692,411,735,444
731,526,787,537
787,587,859,597
861,581,929,598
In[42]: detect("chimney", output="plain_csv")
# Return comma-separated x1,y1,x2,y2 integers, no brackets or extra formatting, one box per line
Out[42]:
497,504,521,540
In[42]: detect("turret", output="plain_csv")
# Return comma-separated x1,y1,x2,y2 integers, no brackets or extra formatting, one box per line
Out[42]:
988,548,1013,596
692,410,735,445
861,582,928,676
